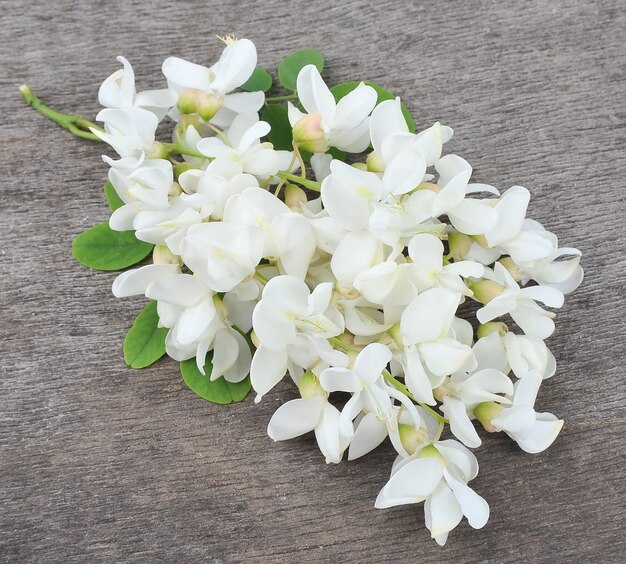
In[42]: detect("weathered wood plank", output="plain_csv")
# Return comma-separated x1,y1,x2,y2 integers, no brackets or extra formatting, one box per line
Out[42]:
1,0,624,562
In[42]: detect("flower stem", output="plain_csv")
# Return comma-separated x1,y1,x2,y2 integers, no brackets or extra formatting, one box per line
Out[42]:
382,370,447,424
265,93,298,103
19,84,103,141
328,336,354,353
276,172,321,192
161,142,206,159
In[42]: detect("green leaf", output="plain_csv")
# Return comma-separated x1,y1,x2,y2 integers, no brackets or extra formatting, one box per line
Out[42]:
278,49,324,92
71,222,153,271
240,67,273,92
261,104,293,151
330,81,416,132
180,357,251,404
103,181,124,211
123,301,168,368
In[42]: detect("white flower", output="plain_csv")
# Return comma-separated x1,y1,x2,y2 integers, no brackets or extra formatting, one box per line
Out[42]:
400,288,475,404
267,371,350,464
99,56,176,120
320,343,421,457
196,112,293,180
162,37,264,127
111,265,250,380
430,155,499,235
375,440,489,546
251,275,346,401
146,273,251,380
502,331,556,378
288,64,377,153
501,219,584,294
439,368,513,448
369,97,453,168
92,106,159,158
106,156,174,231
178,158,259,220
490,370,564,453
476,263,564,340
320,158,429,233
180,222,264,292
483,185,530,247
223,186,316,278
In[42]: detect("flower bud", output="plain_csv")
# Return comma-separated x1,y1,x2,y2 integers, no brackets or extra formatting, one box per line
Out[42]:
498,256,522,281
197,93,224,122
366,151,385,172
178,89,224,121
147,141,168,160
398,423,429,455
476,321,508,339
298,371,325,399
468,279,504,304
250,330,260,349
284,183,308,209
473,401,504,433
152,245,181,266
292,113,328,153
177,88,203,114
447,231,473,261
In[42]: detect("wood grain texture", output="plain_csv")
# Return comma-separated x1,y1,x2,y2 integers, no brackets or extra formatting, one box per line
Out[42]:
1,0,625,562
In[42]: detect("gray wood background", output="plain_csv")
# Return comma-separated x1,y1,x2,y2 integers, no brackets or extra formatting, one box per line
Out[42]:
1,0,625,562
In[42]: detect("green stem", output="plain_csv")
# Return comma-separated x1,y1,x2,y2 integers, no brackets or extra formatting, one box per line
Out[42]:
328,336,353,353
20,84,103,141
277,172,321,192
161,142,206,159
382,369,447,424
265,93,299,103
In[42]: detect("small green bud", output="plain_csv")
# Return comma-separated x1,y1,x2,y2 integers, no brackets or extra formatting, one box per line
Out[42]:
250,330,260,349
473,402,504,433
468,279,505,304
178,89,224,121
152,245,182,266
447,231,473,261
284,184,308,209
177,88,203,114
366,151,385,172
197,93,224,122
476,321,508,339
292,113,328,153
298,371,326,399
499,256,522,281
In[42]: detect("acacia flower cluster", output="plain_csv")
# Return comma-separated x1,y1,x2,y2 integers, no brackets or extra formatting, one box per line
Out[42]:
22,36,584,546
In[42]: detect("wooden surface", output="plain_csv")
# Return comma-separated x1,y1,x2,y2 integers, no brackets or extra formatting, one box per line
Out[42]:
1,1,625,562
